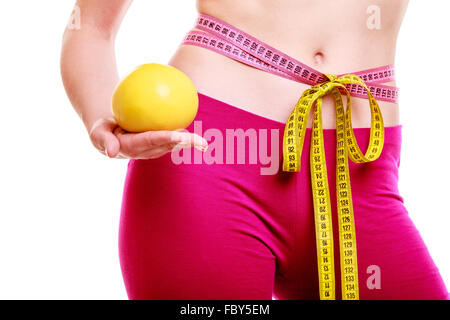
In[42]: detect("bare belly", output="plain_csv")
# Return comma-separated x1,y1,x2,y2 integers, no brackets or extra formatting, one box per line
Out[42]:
169,0,408,129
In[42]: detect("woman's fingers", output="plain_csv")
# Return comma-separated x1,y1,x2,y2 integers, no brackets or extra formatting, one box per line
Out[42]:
119,129,206,148
92,121,202,160
103,133,121,158
89,117,121,157
114,128,208,159
137,145,176,159
100,118,121,157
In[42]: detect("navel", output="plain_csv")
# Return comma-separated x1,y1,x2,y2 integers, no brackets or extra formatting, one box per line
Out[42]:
313,51,325,65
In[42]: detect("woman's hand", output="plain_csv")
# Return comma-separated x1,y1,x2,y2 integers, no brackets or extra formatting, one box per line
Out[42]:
89,117,208,159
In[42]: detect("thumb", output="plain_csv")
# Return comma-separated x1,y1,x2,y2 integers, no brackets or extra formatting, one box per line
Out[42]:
103,132,121,158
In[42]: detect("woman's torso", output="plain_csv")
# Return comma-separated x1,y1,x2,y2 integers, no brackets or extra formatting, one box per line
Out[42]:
169,0,409,128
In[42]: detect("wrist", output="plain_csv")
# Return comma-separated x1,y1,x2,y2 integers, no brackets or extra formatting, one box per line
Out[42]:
84,112,115,134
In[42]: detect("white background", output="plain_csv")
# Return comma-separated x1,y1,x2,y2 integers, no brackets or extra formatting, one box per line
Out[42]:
0,1,449,299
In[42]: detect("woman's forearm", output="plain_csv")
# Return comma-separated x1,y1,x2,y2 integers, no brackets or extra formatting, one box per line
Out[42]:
59,1,206,160
61,26,119,132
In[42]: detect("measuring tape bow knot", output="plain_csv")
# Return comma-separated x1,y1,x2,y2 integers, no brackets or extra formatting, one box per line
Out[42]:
182,14,394,300
282,73,385,300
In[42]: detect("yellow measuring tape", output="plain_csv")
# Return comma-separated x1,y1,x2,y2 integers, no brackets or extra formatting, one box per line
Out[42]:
282,74,385,300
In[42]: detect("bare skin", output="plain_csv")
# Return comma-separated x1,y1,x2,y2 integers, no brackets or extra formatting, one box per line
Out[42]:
61,0,207,159
61,0,409,159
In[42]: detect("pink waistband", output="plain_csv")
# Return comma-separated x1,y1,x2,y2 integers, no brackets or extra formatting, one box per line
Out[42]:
182,14,399,103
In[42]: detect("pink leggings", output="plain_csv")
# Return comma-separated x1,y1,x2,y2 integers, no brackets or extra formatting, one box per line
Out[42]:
118,93,449,300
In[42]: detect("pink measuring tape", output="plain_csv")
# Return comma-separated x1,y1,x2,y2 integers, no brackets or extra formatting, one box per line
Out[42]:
181,14,399,301
182,14,399,103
